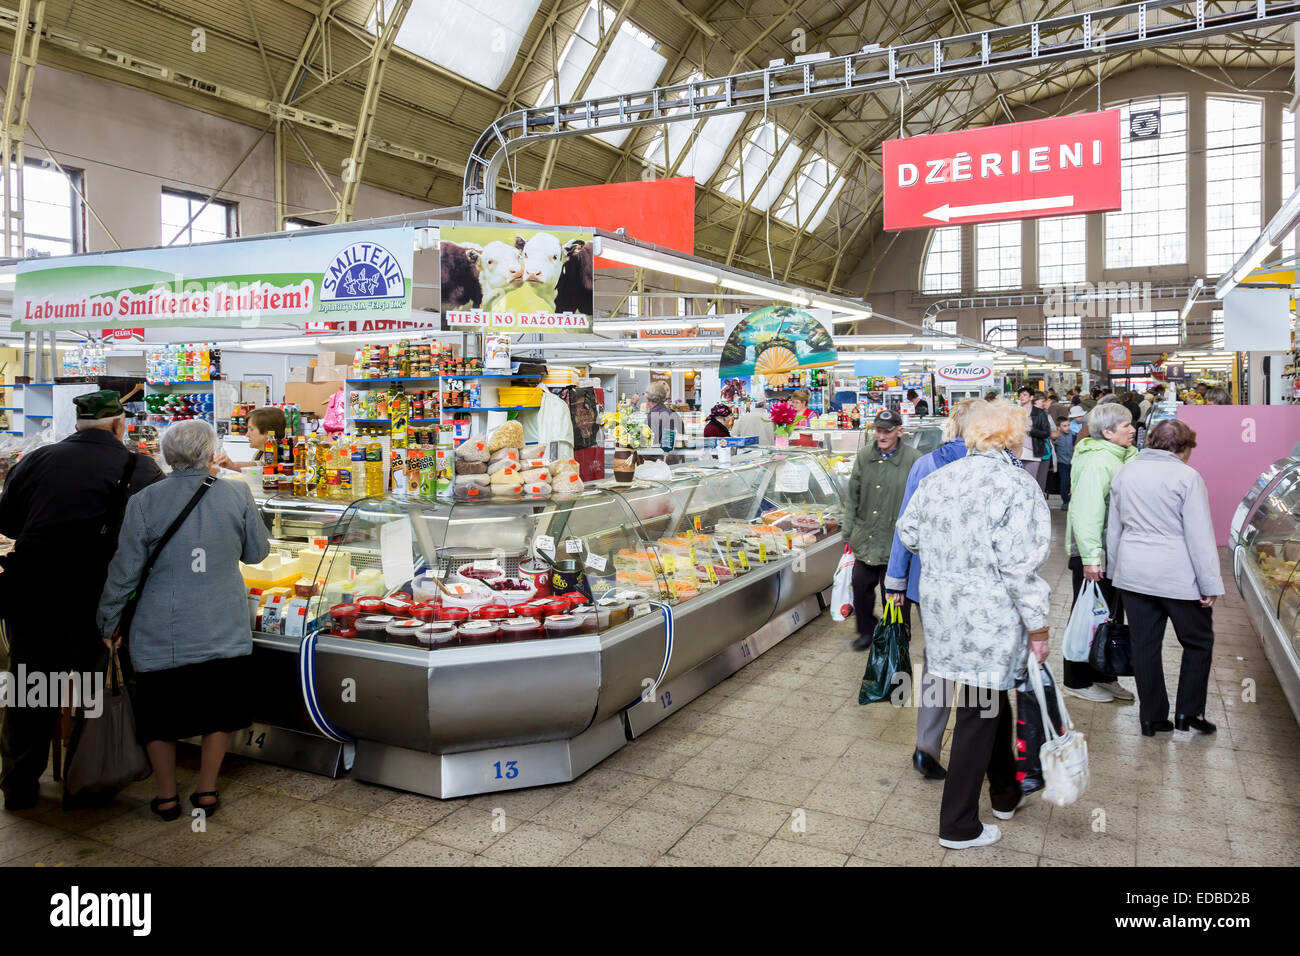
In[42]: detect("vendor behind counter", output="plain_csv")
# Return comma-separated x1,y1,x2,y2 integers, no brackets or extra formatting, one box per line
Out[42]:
215,406,286,471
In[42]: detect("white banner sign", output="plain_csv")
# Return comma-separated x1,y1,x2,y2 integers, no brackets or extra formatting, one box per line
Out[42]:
933,362,995,389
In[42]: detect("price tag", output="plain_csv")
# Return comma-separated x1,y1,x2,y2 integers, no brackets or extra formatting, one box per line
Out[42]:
726,554,736,575
685,529,695,543
433,567,447,578
664,554,677,575
759,542,768,563
705,564,718,584
693,515,702,531
566,538,584,554
472,559,499,571
813,470,834,495
667,579,678,599
725,534,732,553
534,535,555,556
585,552,608,572
738,551,750,570
689,546,697,567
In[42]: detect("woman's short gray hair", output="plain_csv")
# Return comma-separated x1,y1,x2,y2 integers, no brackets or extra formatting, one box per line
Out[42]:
161,419,218,470
646,382,669,403
1087,402,1132,439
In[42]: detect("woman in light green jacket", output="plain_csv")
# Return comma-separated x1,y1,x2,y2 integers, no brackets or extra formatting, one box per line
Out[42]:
1063,403,1138,702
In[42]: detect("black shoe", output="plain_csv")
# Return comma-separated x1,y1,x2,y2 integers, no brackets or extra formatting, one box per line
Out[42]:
189,790,220,818
2,789,39,812
851,633,873,651
1175,714,1216,734
150,795,181,821
912,748,947,780
1140,720,1174,737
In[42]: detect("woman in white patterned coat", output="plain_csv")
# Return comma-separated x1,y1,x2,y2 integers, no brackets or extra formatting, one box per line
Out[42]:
896,399,1053,850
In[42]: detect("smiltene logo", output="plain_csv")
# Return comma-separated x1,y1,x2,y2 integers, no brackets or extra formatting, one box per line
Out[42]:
936,363,993,380
322,242,405,301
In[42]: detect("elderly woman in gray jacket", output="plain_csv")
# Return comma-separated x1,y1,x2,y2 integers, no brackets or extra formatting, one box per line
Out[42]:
99,420,270,820
1106,419,1224,737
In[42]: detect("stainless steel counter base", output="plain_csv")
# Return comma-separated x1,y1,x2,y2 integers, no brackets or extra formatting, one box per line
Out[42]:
1235,553,1300,725
624,594,822,737
350,714,627,799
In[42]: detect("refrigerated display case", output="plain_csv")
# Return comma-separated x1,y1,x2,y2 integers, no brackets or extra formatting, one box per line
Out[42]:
236,448,847,797
1230,455,1300,724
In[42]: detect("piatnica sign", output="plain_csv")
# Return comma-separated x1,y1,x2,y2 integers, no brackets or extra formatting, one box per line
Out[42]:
883,111,1121,231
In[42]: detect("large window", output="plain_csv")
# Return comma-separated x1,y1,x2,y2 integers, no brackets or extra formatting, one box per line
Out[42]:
774,152,844,232
535,1,666,148
1211,308,1224,349
1282,110,1295,260
921,226,961,294
162,188,237,246
1045,316,1082,350
641,72,745,183
1037,216,1087,287
718,121,801,212
1205,97,1263,277
1110,310,1180,346
1105,97,1187,268
932,319,957,336
975,221,1021,291
371,0,540,90
983,317,1017,348
4,159,84,257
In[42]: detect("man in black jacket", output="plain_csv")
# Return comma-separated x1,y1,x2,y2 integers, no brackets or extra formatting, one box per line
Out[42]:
0,390,163,809
1016,387,1055,494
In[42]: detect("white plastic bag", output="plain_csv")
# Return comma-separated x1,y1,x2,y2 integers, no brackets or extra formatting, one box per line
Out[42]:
830,545,855,622
1028,659,1089,807
1062,580,1109,662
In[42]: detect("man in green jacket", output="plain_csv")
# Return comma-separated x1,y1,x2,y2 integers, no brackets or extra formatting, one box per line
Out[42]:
842,409,923,650
1063,403,1140,701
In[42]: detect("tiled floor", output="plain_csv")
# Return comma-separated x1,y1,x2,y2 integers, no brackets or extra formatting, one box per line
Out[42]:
4,510,1298,867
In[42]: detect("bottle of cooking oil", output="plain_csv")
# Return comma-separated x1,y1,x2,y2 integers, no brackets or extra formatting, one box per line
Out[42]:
323,438,340,499
351,442,366,498
337,441,353,498
314,437,330,498
365,439,384,497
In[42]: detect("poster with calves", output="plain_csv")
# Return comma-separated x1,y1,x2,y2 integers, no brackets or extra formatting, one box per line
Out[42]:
440,224,594,334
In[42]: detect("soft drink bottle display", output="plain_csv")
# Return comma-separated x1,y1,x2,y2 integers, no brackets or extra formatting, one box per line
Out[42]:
262,433,279,492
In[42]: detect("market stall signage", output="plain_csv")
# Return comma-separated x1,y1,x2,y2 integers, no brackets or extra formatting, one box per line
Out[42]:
720,307,836,387
14,227,414,331
882,110,1121,230
934,362,994,389
1106,338,1132,370
440,224,594,334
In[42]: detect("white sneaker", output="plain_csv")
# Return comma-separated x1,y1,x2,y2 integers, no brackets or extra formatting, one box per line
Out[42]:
992,794,1029,821
940,823,1002,849
1094,681,1134,701
1064,684,1114,702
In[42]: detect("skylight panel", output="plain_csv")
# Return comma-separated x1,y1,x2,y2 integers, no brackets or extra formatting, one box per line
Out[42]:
372,0,540,91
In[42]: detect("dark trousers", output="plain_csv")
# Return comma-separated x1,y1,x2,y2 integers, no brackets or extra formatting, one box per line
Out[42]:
1122,589,1216,723
851,560,911,636
939,688,1020,841
1058,463,1072,507
1065,556,1119,689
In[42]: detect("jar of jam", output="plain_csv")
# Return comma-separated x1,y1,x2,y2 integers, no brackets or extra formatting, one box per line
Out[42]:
541,598,571,618
457,620,500,645
560,592,590,611
383,596,414,617
329,603,360,633
418,623,458,648
499,617,542,642
572,607,600,633
518,598,552,618
544,614,584,639
410,603,438,622
355,596,385,615
355,616,391,641
386,619,425,646
437,606,470,625
333,626,358,639
474,604,511,620
596,598,631,629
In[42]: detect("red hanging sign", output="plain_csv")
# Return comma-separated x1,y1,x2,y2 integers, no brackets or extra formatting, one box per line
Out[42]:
1106,338,1132,370
883,111,1122,231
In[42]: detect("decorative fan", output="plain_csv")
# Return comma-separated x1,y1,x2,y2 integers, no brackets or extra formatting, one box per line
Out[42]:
755,345,798,386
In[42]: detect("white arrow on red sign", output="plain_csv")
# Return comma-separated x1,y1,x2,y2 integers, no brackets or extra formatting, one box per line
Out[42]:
924,195,1075,223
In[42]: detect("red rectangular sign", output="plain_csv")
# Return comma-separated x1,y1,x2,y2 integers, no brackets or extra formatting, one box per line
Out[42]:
1106,338,1132,370
883,110,1121,231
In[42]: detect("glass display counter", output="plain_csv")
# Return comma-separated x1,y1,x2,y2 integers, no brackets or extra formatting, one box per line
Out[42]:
1230,456,1300,724
236,448,849,797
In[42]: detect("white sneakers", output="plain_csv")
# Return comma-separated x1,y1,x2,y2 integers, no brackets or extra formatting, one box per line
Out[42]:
992,793,1030,821
940,823,1002,849
1064,684,1115,702
1094,681,1135,701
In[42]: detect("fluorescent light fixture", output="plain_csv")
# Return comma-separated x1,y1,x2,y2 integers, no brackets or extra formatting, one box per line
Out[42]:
810,297,872,321
718,274,810,306
598,242,720,284
1181,278,1204,322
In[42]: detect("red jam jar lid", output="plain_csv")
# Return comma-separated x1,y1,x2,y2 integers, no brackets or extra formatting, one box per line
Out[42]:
561,592,590,609
410,603,438,622
329,603,360,620
541,598,571,617
382,596,414,616
474,604,511,620
355,597,384,614
436,606,469,622
333,626,357,639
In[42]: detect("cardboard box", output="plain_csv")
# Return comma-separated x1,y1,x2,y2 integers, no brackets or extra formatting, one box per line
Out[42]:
312,365,349,383
285,380,343,415
287,367,309,382
317,350,354,368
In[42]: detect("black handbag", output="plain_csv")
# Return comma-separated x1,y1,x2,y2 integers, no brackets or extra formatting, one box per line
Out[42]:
115,475,215,642
1088,591,1133,676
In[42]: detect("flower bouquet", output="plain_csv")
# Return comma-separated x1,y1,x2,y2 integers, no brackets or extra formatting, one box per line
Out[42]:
602,405,654,481
768,400,799,447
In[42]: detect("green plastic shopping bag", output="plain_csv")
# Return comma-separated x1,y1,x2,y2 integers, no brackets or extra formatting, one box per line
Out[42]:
858,601,913,705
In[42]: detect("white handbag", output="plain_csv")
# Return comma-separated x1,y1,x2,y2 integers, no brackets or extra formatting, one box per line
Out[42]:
1027,658,1090,806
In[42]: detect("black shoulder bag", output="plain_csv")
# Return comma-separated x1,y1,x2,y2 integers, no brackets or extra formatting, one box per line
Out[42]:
114,475,216,643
